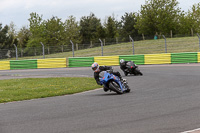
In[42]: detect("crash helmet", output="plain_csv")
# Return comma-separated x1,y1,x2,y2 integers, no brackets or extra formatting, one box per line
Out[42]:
91,62,100,72
120,59,125,65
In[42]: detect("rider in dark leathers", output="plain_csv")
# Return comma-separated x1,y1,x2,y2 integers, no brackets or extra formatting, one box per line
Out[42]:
120,59,143,76
120,59,129,74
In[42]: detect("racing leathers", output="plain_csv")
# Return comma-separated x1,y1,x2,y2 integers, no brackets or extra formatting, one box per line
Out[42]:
120,61,129,73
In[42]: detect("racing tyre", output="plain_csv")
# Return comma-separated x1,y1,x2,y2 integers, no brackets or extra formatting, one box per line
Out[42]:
109,81,123,94
135,69,143,76
124,71,128,76
126,89,130,93
124,83,130,93
138,71,143,76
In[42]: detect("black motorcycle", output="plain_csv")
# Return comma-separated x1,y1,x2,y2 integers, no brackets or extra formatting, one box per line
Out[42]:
124,61,143,76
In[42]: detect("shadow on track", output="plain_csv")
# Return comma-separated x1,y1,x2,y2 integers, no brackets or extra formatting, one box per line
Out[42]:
92,91,132,97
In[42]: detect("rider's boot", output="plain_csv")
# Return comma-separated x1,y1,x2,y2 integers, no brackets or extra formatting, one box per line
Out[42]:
122,79,127,82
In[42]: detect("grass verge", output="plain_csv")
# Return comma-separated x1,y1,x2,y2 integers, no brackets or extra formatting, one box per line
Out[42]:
2,36,199,61
0,77,100,103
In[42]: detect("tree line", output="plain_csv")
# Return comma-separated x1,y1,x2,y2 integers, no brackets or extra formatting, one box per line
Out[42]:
0,0,200,50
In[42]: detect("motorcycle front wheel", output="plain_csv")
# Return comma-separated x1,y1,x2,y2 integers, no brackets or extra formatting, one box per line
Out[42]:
109,81,123,94
125,86,131,93
134,69,143,76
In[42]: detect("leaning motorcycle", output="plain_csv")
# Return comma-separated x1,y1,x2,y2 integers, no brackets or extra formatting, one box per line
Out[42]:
124,61,143,76
99,70,130,94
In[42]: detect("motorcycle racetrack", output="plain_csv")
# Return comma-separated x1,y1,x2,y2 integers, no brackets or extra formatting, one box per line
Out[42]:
0,64,200,133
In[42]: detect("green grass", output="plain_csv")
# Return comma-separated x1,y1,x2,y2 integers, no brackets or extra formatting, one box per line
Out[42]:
0,77,100,103
42,36,199,55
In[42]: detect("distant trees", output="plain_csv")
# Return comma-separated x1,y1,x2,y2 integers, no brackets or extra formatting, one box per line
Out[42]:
45,16,65,47
119,12,138,40
17,26,31,48
105,16,118,39
174,2,200,36
64,16,81,45
0,23,16,49
0,24,9,49
187,3,200,34
79,13,102,43
135,0,182,36
27,12,46,47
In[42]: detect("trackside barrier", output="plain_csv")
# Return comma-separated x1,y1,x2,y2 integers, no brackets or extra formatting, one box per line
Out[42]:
37,58,66,68
119,55,144,65
171,52,198,64
0,61,10,70
94,56,119,66
144,53,171,65
10,59,37,70
1,52,200,70
198,52,200,63
68,57,94,67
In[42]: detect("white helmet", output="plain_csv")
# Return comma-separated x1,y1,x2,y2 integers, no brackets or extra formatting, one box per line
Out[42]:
120,59,125,64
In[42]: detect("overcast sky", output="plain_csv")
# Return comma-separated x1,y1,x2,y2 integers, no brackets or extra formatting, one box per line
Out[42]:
0,0,199,30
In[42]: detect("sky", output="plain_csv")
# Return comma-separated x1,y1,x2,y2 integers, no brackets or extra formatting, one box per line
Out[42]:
0,0,199,31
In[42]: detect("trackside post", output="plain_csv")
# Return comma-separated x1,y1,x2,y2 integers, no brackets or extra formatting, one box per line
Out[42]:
40,42,45,59
13,44,18,60
70,40,75,57
129,35,134,55
162,35,167,53
197,33,200,52
99,39,103,56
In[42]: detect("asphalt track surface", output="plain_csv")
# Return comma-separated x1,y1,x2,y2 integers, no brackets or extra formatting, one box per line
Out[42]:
0,64,200,133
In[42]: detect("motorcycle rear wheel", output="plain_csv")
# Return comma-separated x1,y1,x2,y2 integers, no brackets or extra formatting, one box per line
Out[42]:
138,71,143,76
124,71,128,76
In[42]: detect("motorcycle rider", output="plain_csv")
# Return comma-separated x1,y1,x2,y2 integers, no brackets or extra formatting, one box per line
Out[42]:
120,59,129,74
92,62,125,92
120,59,142,76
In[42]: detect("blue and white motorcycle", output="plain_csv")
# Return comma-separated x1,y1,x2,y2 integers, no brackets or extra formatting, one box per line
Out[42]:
99,70,130,94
